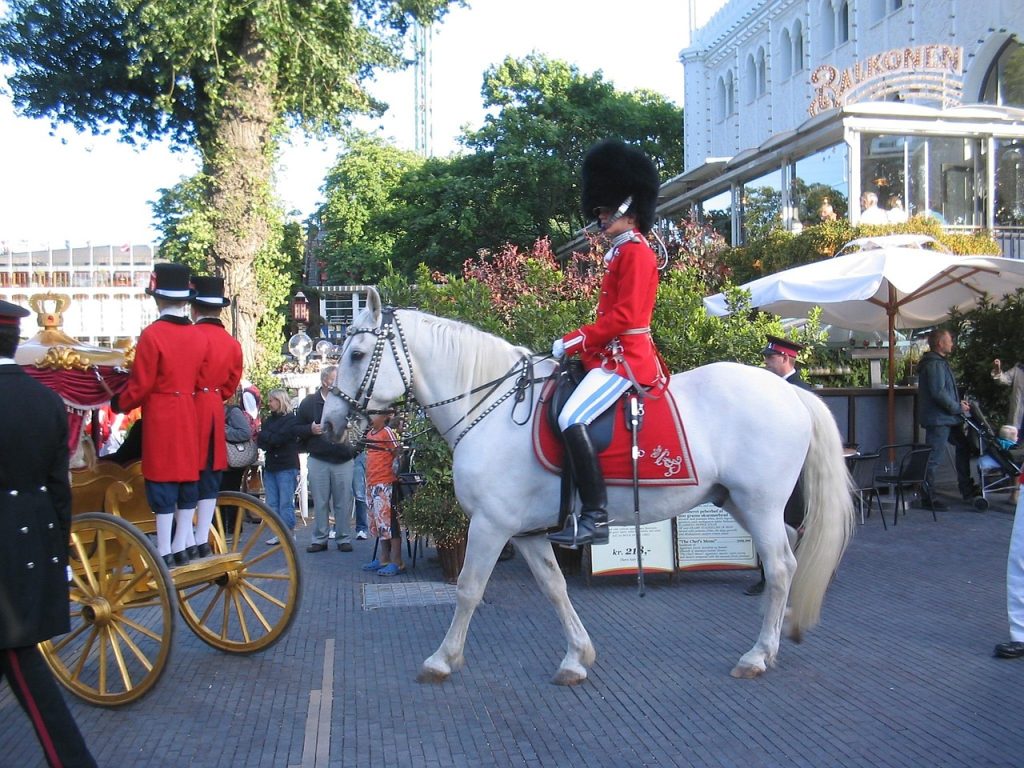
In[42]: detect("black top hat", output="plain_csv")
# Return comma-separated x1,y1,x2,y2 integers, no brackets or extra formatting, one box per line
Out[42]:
0,299,29,327
146,263,195,301
581,139,661,233
191,275,231,308
761,335,804,359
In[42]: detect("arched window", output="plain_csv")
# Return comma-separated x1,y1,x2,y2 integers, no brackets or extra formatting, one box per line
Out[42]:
820,0,835,51
837,1,850,44
745,54,758,103
757,46,767,96
726,70,736,115
717,76,728,120
779,28,793,80
981,38,1024,107
793,20,805,71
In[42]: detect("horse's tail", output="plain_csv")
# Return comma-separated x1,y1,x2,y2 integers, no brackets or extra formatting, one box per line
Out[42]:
787,389,856,639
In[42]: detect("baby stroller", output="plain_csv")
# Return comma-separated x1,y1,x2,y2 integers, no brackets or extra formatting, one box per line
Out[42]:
963,398,1022,510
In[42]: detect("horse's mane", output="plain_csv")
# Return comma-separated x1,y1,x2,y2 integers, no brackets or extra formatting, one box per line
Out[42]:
401,310,533,396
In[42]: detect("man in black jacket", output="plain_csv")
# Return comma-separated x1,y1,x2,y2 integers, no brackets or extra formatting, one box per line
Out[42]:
0,299,97,767
297,365,358,552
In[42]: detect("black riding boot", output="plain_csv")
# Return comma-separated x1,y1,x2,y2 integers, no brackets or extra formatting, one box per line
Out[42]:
548,424,609,547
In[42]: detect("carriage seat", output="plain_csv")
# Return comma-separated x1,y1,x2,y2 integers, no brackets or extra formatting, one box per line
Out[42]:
71,460,155,535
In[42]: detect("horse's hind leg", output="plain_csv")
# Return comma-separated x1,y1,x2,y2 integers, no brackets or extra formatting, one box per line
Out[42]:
418,518,505,684
514,535,595,685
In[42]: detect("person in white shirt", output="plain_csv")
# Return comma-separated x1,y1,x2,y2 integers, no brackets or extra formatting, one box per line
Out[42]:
859,191,889,225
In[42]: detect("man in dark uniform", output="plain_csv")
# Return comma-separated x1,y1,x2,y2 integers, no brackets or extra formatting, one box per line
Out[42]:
0,299,97,767
190,276,243,556
112,262,208,566
745,335,810,595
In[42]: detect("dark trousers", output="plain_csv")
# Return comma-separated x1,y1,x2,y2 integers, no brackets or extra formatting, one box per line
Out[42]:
1,646,97,768
923,423,973,497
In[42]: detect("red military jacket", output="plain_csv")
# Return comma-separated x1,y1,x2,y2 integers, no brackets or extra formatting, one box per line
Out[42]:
115,315,207,482
193,318,243,471
561,231,664,386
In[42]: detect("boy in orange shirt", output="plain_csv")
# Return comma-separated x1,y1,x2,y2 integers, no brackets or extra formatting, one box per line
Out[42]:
360,410,404,576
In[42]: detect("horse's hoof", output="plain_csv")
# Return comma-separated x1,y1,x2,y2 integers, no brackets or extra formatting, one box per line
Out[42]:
416,665,451,684
730,663,765,679
552,667,588,686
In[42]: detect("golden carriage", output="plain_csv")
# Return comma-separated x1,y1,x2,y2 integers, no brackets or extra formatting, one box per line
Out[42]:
18,295,300,706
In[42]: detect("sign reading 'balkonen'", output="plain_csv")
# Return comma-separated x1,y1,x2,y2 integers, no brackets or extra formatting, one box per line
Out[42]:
809,45,963,116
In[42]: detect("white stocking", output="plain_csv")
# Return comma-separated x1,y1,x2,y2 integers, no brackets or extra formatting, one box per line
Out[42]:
155,513,174,557
194,497,218,548
171,508,195,554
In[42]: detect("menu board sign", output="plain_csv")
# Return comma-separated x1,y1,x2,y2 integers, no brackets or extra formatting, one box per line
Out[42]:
589,520,675,577
676,503,758,571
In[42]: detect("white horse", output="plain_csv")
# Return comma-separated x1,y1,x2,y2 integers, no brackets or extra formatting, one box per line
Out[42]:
323,290,855,682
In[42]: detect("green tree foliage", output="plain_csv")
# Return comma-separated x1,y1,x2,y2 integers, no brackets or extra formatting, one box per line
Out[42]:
316,134,423,283
950,291,1024,425
315,54,683,282
0,0,455,371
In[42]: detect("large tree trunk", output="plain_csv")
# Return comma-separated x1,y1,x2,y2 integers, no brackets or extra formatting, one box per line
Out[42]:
205,21,277,371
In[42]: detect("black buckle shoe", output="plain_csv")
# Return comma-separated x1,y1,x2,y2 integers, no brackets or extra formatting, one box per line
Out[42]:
994,641,1024,658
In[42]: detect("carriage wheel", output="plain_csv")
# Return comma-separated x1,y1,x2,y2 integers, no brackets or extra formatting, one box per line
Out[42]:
176,491,301,653
39,512,175,707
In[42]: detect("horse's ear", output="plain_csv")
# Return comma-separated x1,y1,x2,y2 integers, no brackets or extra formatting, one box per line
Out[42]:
366,287,382,322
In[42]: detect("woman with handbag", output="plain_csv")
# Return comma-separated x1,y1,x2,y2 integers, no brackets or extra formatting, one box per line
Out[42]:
221,393,256,536
258,389,301,544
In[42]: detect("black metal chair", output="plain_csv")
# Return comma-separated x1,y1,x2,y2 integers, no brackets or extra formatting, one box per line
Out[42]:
873,444,934,526
848,452,884,528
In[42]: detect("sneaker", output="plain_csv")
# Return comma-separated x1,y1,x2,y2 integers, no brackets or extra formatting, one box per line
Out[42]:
356,530,368,540
265,536,280,546
361,559,382,571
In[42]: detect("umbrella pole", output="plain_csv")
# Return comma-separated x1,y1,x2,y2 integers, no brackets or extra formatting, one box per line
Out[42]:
887,294,897,452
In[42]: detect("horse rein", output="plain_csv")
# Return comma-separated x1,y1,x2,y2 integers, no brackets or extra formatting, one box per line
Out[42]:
332,307,548,449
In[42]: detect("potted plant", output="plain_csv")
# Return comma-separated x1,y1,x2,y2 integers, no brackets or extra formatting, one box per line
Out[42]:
397,414,469,583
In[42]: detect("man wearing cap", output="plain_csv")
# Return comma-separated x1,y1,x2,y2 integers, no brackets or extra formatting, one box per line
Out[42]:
548,138,666,548
744,335,811,594
0,299,98,767
190,276,244,557
761,335,812,390
112,262,209,566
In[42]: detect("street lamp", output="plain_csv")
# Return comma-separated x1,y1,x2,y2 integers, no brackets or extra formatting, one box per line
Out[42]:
292,291,309,325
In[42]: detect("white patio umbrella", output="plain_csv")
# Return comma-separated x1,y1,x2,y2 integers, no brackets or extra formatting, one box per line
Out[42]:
703,235,1024,444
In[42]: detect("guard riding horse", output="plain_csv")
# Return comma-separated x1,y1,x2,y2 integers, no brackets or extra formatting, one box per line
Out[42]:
322,289,855,682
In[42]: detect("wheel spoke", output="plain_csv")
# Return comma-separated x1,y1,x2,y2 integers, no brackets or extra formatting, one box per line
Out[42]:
239,578,287,610
236,583,274,633
231,590,252,643
70,533,100,593
110,619,155,673
110,563,155,607
106,624,134,692
97,627,108,695
70,627,99,682
115,613,165,645
197,583,228,627
179,580,216,602
238,548,280,569
50,621,89,654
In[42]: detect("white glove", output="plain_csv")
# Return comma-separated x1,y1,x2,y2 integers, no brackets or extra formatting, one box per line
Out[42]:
551,339,565,358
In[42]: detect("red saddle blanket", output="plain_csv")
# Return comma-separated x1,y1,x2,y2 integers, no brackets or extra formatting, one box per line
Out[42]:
532,379,699,486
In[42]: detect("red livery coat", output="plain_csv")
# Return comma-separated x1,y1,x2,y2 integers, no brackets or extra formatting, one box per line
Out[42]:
193,319,243,471
116,316,207,482
561,232,664,386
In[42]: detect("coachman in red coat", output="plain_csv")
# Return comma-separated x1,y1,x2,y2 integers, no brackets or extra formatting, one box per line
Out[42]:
548,139,665,548
190,275,243,554
112,263,208,567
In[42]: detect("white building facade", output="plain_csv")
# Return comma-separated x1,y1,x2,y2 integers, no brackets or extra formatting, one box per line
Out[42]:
0,244,160,344
664,0,1024,255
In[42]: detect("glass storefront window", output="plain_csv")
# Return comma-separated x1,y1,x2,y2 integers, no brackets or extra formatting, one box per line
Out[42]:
699,190,733,245
996,138,1024,226
792,144,850,225
861,133,984,226
741,169,783,242
981,39,1024,108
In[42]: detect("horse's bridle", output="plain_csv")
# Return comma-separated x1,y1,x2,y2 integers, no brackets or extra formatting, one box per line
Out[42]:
331,306,546,448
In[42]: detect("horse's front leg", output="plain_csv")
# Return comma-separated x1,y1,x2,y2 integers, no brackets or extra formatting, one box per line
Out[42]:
417,517,506,683
514,535,595,685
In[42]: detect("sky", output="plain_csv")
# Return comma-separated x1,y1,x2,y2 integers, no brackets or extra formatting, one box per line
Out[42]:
0,0,693,250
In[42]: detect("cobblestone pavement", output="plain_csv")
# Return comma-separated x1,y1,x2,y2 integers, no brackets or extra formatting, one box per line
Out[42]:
2,472,1021,768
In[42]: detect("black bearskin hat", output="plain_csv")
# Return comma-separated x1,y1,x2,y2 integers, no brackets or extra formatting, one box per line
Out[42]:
581,139,660,233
